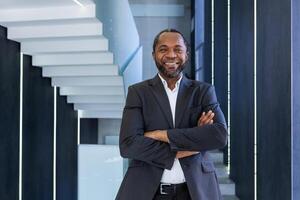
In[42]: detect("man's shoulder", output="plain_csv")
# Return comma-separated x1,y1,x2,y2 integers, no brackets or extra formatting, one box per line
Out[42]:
128,76,213,91
128,78,152,91
185,78,213,90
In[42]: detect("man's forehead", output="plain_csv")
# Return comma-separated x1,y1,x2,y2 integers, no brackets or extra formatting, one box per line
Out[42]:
157,32,185,45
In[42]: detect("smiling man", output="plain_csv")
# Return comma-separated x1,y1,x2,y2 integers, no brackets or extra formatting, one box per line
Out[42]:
116,29,228,200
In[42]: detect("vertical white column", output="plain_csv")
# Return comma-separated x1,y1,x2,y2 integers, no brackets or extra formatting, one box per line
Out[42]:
211,0,215,85
291,2,294,199
77,111,81,145
254,0,258,199
53,86,57,200
19,52,23,200
227,0,231,174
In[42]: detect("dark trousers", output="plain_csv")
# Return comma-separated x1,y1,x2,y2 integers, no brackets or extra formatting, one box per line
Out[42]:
153,183,192,200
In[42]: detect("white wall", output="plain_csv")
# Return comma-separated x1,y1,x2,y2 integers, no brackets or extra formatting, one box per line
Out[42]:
78,145,123,200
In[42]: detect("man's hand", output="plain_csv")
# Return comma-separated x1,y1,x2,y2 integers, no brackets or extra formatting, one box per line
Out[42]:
198,110,215,126
176,151,199,158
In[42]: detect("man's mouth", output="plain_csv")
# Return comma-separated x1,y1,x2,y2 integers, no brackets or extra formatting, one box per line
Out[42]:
163,62,179,67
157,60,184,78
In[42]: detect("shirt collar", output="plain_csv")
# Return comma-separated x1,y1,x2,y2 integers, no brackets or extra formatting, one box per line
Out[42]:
158,73,183,91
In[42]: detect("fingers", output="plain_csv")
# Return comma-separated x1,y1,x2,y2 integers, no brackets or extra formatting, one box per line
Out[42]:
176,151,199,159
198,110,215,126
204,111,214,124
197,112,204,126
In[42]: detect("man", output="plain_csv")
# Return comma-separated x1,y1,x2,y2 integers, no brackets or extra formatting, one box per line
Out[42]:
116,29,228,200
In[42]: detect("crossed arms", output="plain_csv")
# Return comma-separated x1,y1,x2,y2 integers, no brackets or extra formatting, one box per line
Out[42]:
119,85,228,169
144,110,215,159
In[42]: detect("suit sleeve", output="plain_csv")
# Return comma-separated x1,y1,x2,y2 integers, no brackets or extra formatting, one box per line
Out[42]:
119,86,176,169
167,85,228,151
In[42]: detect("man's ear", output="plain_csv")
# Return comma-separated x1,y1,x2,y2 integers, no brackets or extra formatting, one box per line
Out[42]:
185,52,189,61
152,51,155,59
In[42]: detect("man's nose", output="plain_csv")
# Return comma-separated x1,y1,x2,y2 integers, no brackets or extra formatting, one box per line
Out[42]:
166,50,176,58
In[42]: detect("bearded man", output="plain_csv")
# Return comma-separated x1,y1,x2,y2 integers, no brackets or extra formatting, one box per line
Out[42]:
116,29,228,200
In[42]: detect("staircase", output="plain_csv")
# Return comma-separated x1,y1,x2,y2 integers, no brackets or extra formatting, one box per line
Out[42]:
0,1,125,119
210,150,239,200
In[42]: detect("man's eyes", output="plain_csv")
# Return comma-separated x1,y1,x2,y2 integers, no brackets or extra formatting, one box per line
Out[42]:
175,49,183,53
158,49,184,53
159,49,167,52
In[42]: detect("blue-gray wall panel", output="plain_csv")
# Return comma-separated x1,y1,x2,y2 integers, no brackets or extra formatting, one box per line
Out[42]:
203,0,212,83
257,0,291,199
194,0,212,83
194,0,204,81
230,0,254,199
213,0,228,164
190,0,196,80
56,94,78,200
22,55,54,200
0,25,20,200
0,25,7,37
292,1,300,199
80,119,98,144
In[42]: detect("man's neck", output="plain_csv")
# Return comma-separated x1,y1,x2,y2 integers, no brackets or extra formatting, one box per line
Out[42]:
158,73,182,90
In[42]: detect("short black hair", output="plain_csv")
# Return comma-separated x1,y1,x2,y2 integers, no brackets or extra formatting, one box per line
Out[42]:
152,28,189,53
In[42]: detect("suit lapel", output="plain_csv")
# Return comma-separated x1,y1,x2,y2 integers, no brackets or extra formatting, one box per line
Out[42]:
175,76,193,128
149,75,174,128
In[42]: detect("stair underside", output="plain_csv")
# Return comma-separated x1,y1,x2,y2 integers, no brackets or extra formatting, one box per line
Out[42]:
0,4,125,119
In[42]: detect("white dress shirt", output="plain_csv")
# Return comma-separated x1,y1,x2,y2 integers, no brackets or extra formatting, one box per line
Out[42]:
158,73,186,184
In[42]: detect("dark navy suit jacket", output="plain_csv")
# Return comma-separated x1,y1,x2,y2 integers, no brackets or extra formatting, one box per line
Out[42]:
116,75,228,200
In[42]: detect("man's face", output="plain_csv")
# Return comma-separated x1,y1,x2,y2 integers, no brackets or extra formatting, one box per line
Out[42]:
152,32,188,79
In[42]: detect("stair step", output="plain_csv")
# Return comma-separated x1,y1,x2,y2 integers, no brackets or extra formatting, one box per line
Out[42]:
7,18,102,40
218,177,234,184
21,36,108,53
60,86,124,96
74,103,124,111
42,65,119,77
0,4,95,25
51,76,123,86
220,183,235,196
215,165,229,179
209,151,224,163
32,51,113,66
67,95,125,104
79,110,122,119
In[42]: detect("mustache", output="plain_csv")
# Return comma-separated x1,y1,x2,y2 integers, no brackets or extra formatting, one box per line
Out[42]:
163,59,177,62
